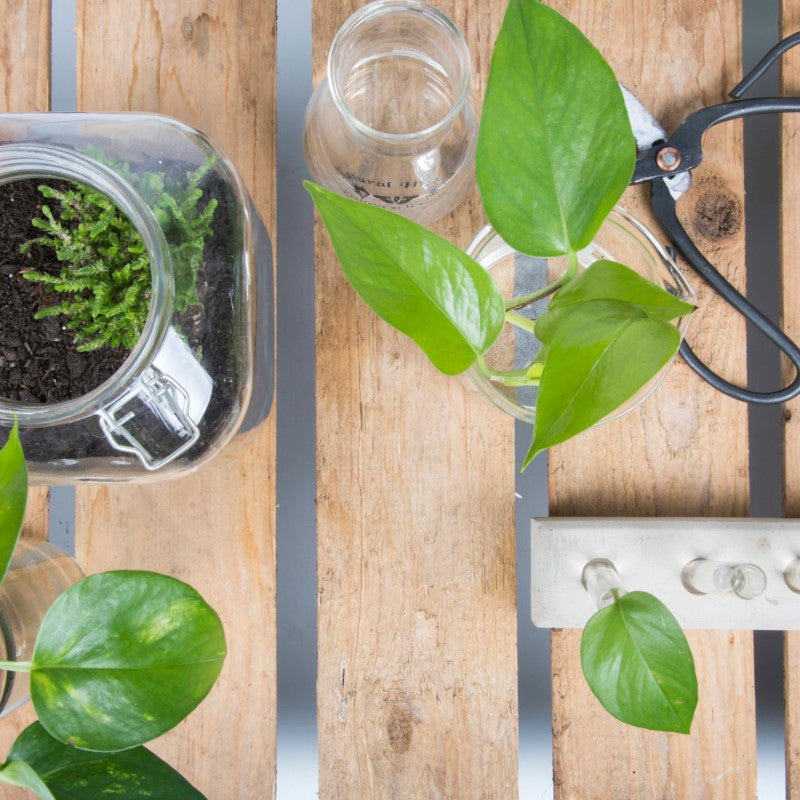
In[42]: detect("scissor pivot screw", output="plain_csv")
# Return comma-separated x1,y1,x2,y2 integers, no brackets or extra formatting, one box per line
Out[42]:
656,146,682,171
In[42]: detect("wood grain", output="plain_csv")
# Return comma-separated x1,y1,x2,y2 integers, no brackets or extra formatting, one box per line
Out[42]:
782,2,800,796
0,2,50,787
314,2,518,798
547,2,756,798
75,3,276,798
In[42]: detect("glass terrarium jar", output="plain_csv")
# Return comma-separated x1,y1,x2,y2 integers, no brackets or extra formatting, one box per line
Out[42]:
0,113,272,483
466,208,696,423
303,0,478,225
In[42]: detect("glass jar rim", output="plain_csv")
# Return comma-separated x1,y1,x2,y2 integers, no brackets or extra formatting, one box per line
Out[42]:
327,0,472,144
0,144,174,426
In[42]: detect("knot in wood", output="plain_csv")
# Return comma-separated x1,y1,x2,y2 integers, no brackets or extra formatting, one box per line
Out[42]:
693,187,742,241
386,708,413,754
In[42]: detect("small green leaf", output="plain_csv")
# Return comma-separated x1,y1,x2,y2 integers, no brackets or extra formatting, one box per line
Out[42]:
30,571,226,752
0,760,55,800
0,420,28,583
548,260,696,321
524,318,680,466
306,181,505,375
8,722,206,799
580,591,697,734
476,0,636,256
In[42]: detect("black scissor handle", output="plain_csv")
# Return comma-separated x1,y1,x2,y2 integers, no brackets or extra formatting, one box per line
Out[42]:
651,178,800,404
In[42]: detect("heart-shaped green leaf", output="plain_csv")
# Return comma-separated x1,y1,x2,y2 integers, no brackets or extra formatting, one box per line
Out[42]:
476,0,636,256
306,181,505,374
0,421,28,583
7,722,206,799
548,260,696,321
30,571,226,752
523,317,680,466
580,591,697,733
0,759,55,800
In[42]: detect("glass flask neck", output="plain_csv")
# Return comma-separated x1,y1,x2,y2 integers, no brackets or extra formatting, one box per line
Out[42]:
0,143,173,427
327,0,472,146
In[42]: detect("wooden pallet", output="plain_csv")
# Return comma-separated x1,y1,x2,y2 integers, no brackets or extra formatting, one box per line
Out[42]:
1,0,798,798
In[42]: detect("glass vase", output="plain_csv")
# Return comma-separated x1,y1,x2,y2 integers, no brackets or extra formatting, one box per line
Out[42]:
0,540,83,718
303,0,478,225
465,208,697,424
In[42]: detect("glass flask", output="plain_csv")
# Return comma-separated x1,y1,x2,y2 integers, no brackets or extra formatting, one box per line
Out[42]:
0,113,273,483
465,208,697,424
303,0,478,225
0,540,84,718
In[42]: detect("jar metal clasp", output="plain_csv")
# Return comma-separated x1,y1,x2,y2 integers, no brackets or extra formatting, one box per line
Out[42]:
97,368,200,471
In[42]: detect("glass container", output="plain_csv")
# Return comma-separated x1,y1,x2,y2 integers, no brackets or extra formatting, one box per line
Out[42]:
682,558,767,599
303,0,477,225
465,207,697,424
582,559,626,610
0,113,273,483
0,540,83,718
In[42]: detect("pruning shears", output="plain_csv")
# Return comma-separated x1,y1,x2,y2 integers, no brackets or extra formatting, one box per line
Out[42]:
625,32,800,404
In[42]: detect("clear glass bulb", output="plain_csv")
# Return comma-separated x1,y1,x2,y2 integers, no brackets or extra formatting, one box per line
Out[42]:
682,558,766,599
582,559,626,610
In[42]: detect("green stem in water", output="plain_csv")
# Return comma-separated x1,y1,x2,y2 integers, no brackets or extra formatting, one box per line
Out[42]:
505,310,537,335
504,248,580,311
478,356,543,388
0,661,32,673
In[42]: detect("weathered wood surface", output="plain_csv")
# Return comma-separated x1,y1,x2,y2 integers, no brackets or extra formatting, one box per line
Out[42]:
0,1,50,784
313,1,519,798
783,1,800,796
547,2,756,798
75,3,277,798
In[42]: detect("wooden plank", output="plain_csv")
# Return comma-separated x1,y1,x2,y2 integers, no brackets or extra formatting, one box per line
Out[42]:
547,2,756,799
75,3,276,799
0,1,50,785
782,2,800,796
314,2,518,798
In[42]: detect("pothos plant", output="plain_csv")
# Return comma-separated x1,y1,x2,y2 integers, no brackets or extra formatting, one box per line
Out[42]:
0,424,225,799
308,0,699,733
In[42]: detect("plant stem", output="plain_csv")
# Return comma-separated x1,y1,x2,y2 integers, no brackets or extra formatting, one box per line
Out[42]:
504,248,580,311
505,276,565,311
477,356,542,387
0,661,32,672
505,310,537,335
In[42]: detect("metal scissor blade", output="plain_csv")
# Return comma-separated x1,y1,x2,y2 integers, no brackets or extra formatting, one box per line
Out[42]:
621,83,692,200
620,83,667,150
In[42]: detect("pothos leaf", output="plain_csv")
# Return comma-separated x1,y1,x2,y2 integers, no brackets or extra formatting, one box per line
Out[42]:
523,260,693,466
0,759,55,800
306,181,505,375
476,0,636,256
523,316,679,466
580,591,697,734
547,260,696,321
30,571,226,752
0,420,28,583
8,722,206,800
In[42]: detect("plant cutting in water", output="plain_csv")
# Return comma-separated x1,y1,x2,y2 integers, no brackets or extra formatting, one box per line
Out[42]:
0,425,224,799
22,153,217,353
309,0,698,733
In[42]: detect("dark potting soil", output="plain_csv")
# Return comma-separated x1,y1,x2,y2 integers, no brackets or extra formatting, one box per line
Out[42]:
3,165,241,466
0,179,129,403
